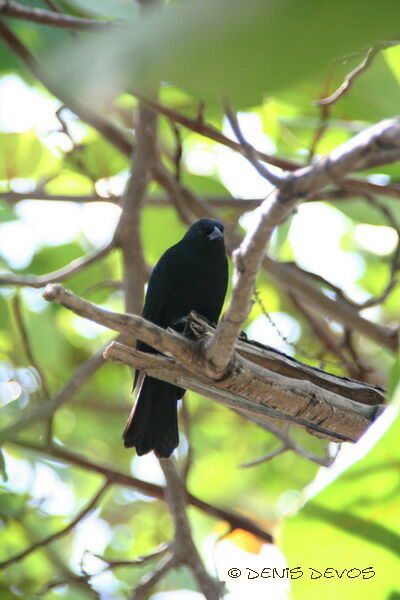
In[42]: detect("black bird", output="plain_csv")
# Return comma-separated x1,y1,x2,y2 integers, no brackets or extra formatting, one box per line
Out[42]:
123,218,228,458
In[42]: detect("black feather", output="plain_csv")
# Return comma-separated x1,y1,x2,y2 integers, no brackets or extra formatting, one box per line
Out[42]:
123,219,228,458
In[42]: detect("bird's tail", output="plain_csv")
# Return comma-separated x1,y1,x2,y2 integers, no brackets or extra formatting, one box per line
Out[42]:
123,376,180,458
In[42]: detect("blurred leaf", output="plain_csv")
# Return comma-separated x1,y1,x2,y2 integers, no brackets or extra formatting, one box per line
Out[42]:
0,203,17,223
332,196,400,226
0,490,25,519
0,450,7,481
67,0,139,19
48,0,400,108
282,386,400,600
66,137,129,180
0,133,56,180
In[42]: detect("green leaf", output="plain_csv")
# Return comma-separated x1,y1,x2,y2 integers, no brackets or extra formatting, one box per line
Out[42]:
332,196,400,227
282,384,400,599
65,137,129,180
67,0,139,19
48,0,400,108
332,54,400,121
0,203,17,223
0,133,56,180
0,449,7,482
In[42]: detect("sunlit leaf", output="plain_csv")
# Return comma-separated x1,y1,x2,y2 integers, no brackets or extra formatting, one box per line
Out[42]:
282,385,400,600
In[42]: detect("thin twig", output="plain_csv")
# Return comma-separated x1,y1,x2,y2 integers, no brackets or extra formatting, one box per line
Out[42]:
224,104,284,187
0,347,106,443
0,0,118,30
0,480,110,568
0,19,132,156
12,292,51,399
159,459,223,600
0,241,114,288
12,439,274,544
238,414,335,468
315,43,393,107
357,194,400,309
205,117,400,377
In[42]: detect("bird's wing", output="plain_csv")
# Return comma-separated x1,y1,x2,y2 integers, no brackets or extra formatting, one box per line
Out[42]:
133,244,179,389
141,244,178,328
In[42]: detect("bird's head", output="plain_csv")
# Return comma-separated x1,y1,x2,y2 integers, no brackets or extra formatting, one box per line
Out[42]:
184,219,225,247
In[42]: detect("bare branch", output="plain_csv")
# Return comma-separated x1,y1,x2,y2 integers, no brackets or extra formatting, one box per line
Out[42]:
12,292,51,399
357,194,400,309
153,160,196,225
43,284,194,366
0,480,109,569
0,0,117,30
13,440,274,544
159,459,222,600
315,43,396,107
0,347,106,443
116,102,158,314
0,19,132,156
206,118,400,375
225,105,284,186
134,92,296,171
131,554,177,600
94,544,169,571
239,418,334,468
263,256,398,352
105,339,382,443
134,93,400,200
0,241,114,288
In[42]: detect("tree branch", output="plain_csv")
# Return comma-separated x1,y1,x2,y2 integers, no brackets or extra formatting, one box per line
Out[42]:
115,102,158,314
40,285,384,442
225,105,284,186
135,93,400,200
0,346,106,443
12,440,274,544
315,42,397,107
145,160,398,352
0,0,117,30
205,118,400,375
0,480,109,569
0,19,132,156
158,459,222,600
0,241,114,288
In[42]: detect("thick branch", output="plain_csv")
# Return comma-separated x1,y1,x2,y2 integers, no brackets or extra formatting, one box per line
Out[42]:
42,285,384,443
42,284,195,367
116,102,158,314
206,118,400,374
105,340,382,443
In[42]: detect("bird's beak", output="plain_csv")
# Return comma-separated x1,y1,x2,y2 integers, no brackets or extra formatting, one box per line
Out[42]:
208,226,223,241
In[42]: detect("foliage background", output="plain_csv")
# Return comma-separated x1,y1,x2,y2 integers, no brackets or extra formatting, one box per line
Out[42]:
0,1,399,599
